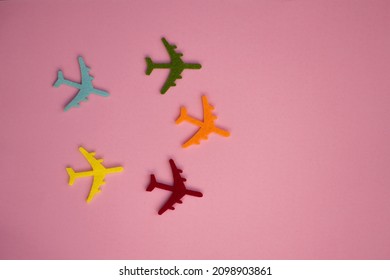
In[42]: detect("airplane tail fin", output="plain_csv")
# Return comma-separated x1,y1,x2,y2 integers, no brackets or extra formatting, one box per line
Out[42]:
175,107,188,124
146,174,157,191
54,70,65,87
145,57,155,75
66,167,77,186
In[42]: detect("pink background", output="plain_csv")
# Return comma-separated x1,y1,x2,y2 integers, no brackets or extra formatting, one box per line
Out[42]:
1,0,390,259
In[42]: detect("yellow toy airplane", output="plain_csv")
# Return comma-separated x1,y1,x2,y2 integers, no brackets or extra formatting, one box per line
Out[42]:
176,95,230,148
66,147,124,202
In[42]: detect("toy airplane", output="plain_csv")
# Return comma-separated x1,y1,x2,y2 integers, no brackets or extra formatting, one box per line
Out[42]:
147,159,203,215
54,56,109,111
176,95,230,148
145,37,202,94
66,147,123,202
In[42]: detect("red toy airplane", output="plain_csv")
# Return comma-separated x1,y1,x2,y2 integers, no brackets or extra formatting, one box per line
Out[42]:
146,159,203,215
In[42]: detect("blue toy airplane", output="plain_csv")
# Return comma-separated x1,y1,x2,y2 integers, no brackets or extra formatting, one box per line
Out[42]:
54,56,109,111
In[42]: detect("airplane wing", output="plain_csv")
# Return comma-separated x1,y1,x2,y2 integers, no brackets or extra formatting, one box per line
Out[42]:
78,56,91,81
160,38,184,94
161,37,183,62
64,88,90,111
181,127,209,148
78,56,110,98
86,173,105,202
79,147,105,172
158,193,178,215
201,95,216,124
160,68,184,94
169,159,185,185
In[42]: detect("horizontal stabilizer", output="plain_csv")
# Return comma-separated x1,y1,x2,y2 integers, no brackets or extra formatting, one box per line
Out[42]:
176,107,188,124
54,70,64,87
66,167,76,186
145,57,155,75
146,174,157,191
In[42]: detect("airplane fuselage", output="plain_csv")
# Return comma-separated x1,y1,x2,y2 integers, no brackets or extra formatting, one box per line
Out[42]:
150,62,201,70
73,166,124,178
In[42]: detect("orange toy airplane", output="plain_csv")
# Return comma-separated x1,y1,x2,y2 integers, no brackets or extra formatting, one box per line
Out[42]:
176,95,230,148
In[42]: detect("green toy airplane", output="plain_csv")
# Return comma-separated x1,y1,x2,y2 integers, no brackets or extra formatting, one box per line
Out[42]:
145,37,202,94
